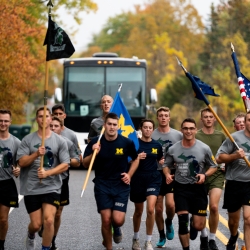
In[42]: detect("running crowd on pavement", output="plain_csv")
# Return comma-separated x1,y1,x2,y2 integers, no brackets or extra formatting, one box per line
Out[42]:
0,96,249,250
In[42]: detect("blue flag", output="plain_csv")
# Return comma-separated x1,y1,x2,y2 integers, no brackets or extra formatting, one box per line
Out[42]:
186,72,220,105
110,92,139,150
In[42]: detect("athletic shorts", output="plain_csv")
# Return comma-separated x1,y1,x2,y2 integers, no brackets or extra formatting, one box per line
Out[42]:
130,171,162,203
223,180,250,213
94,179,130,213
0,178,18,208
174,181,208,216
158,170,174,196
60,176,69,206
205,169,225,191
24,192,60,214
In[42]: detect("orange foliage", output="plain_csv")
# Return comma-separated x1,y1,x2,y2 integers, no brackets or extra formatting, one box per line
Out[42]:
0,0,45,122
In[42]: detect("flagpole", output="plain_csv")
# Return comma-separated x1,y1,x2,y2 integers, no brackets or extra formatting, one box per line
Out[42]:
81,84,123,197
40,0,53,179
176,57,250,168
231,43,249,112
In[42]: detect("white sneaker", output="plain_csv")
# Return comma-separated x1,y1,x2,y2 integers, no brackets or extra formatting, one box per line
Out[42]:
144,240,153,250
132,238,141,250
25,235,36,250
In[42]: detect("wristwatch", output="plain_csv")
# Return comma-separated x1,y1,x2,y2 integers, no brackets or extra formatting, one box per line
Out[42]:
204,173,208,180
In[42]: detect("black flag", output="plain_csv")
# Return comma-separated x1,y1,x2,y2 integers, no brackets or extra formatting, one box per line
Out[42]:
43,16,75,61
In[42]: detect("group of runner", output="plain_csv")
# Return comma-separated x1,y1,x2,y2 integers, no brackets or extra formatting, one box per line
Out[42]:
84,95,250,250
0,105,81,250
0,94,250,250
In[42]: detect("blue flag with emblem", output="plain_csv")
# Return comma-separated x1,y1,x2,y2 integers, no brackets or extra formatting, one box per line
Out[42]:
110,92,139,150
186,72,220,105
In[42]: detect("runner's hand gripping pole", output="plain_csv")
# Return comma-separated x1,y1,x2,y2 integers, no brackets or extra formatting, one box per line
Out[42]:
81,127,105,197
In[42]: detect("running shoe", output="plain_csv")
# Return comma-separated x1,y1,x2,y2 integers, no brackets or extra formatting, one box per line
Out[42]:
241,246,246,250
209,239,219,250
38,225,43,238
155,237,166,248
226,230,239,250
50,244,58,250
165,219,174,240
132,238,141,250
200,236,210,250
144,241,153,250
189,216,198,240
113,227,123,244
25,235,36,250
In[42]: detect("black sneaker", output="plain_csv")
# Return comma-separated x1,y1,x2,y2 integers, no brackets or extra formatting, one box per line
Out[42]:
200,236,210,250
38,224,43,238
189,216,198,240
209,239,219,250
226,231,239,250
50,245,58,250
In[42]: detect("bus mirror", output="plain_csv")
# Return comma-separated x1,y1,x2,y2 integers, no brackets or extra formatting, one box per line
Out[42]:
149,88,157,104
55,87,62,102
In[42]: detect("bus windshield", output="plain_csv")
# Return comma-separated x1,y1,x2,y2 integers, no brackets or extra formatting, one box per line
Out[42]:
64,66,146,117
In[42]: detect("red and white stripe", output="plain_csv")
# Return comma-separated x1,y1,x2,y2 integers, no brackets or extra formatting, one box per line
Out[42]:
238,77,246,99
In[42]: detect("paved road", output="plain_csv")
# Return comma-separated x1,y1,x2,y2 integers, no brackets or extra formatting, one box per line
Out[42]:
6,170,245,250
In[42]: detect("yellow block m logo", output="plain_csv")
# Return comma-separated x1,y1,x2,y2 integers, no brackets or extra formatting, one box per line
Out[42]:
151,148,157,154
116,148,124,155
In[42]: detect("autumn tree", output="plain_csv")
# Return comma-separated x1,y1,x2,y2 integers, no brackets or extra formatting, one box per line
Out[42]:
0,0,45,122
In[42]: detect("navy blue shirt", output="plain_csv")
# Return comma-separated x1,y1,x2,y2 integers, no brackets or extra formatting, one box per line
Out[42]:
136,138,163,173
84,134,138,180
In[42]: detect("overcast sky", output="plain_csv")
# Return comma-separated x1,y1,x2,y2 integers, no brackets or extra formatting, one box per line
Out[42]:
60,0,221,52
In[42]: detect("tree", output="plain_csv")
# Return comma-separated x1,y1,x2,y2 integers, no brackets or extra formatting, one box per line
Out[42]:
0,0,45,122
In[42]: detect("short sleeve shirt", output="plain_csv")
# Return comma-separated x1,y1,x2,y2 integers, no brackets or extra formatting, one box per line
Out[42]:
0,134,21,181
136,138,163,173
17,132,70,195
84,134,137,180
88,116,103,140
217,130,250,182
151,128,183,170
164,140,217,184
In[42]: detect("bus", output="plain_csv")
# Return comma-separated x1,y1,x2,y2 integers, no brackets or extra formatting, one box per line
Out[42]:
56,52,157,152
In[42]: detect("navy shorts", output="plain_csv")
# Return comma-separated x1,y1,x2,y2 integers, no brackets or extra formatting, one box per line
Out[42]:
174,181,208,216
0,178,18,208
223,180,250,213
60,176,69,206
24,192,60,214
130,171,162,203
158,170,175,196
94,179,130,213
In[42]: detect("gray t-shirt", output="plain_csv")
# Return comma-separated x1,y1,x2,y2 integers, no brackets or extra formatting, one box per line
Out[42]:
0,134,21,181
61,136,80,179
61,126,80,154
88,116,103,140
17,132,70,195
163,139,217,184
217,130,250,182
152,128,183,170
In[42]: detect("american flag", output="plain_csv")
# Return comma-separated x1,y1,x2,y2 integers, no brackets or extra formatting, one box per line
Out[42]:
231,52,250,110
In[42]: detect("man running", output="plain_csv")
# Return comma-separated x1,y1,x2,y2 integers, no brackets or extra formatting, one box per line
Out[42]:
233,113,245,131
195,108,226,250
83,112,139,250
17,107,70,250
49,115,80,250
217,111,250,250
130,119,163,250
151,107,182,247
163,118,217,250
87,95,113,141
52,104,82,163
0,109,20,250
